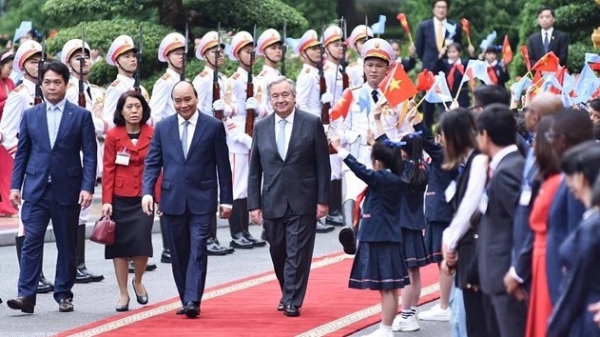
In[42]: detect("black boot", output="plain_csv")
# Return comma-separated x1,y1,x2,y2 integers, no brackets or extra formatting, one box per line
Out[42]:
326,179,344,226
229,199,253,249
208,214,233,255
238,198,266,247
160,217,171,263
16,236,54,293
338,200,357,255
316,218,335,233
75,225,104,283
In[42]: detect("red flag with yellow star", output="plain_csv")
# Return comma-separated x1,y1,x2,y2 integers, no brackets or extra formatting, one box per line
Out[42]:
531,52,560,72
502,35,513,64
378,63,417,108
330,88,354,121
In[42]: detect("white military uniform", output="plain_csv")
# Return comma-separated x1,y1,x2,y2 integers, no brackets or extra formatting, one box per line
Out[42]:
254,28,283,116
346,25,374,87
324,60,344,104
150,32,186,123
296,63,321,117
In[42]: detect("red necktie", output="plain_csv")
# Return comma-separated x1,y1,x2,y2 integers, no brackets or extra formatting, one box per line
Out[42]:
353,187,369,227
487,66,498,85
447,63,464,90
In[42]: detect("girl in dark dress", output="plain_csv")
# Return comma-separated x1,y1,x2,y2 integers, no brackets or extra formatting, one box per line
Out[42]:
330,136,409,337
435,42,477,108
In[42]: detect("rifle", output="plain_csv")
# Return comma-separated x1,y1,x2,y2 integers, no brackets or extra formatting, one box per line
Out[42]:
318,24,330,125
245,25,257,136
181,23,188,82
134,24,143,95
213,22,224,120
34,34,46,106
280,21,287,77
78,27,86,108
362,15,369,83
340,18,349,90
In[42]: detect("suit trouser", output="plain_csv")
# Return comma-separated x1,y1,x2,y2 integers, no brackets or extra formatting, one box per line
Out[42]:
482,292,527,337
162,210,211,304
462,288,490,337
19,186,80,304
263,206,316,307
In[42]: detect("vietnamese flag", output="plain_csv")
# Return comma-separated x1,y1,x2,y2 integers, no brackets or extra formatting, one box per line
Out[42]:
416,69,436,91
330,88,354,121
396,13,410,34
549,66,566,94
520,45,531,71
502,35,513,64
378,62,418,108
531,52,560,72
461,19,470,38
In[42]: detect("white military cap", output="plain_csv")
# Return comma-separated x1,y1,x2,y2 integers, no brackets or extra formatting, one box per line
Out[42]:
349,25,374,49
294,29,320,55
322,25,342,46
256,28,281,57
158,32,185,62
105,35,136,66
13,40,42,73
195,31,225,61
361,38,395,63
229,31,253,61
61,39,91,65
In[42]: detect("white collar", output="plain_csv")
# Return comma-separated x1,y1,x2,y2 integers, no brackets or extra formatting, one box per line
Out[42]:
166,67,181,79
47,98,67,112
490,144,518,171
275,108,295,124
116,74,135,85
177,110,199,126
487,60,498,67
541,28,554,37
235,67,248,77
434,18,448,25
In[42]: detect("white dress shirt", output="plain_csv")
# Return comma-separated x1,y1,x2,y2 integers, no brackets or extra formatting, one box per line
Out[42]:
47,98,67,149
274,109,295,158
489,144,518,174
541,28,554,41
177,110,199,152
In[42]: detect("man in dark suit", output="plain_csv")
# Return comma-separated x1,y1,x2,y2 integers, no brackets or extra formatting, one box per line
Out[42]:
7,61,97,314
526,6,568,67
476,103,526,337
416,0,462,128
142,81,233,319
248,76,331,317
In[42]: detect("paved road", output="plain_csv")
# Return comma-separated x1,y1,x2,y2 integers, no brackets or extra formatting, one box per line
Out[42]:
0,223,451,336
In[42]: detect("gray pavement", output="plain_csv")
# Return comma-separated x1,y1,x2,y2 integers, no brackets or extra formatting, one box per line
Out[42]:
0,222,452,336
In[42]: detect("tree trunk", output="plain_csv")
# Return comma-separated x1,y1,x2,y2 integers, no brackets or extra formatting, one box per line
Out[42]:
154,0,185,30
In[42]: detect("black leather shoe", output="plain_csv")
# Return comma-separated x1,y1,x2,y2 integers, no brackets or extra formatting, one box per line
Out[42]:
146,262,157,272
78,266,104,282
58,298,74,312
7,297,34,313
230,236,254,249
339,227,357,255
74,268,92,283
207,242,229,256
183,301,200,318
160,249,171,263
132,278,149,305
283,304,300,317
37,277,54,294
316,219,335,233
128,259,135,273
176,307,185,315
244,232,267,247
277,302,285,311
326,212,344,226
115,299,129,312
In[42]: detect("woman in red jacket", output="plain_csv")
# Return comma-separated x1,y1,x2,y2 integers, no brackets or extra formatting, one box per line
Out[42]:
102,90,158,311
0,49,16,216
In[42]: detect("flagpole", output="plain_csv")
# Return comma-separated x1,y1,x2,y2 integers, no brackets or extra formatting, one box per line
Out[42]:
453,81,466,101
442,101,449,110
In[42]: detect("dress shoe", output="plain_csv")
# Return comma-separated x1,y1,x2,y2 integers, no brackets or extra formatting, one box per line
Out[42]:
316,219,335,233
326,212,344,226
74,269,92,283
339,227,357,255
207,241,230,256
58,298,74,312
283,304,300,317
183,301,200,318
230,236,254,249
146,262,157,272
244,232,267,247
37,277,54,294
160,249,171,263
77,266,104,283
7,297,34,313
277,302,285,311
176,307,185,315
115,299,130,312
132,278,149,305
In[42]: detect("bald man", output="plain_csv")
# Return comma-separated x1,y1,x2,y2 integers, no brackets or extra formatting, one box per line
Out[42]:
503,92,563,299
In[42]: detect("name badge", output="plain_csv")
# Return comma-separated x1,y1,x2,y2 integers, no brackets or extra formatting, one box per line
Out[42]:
445,181,457,202
115,148,130,166
519,186,532,206
479,191,489,214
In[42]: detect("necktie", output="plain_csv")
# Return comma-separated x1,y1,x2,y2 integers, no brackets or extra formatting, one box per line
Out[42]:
181,120,190,157
543,32,549,53
371,90,379,104
277,119,287,159
436,21,444,51
86,86,92,100
49,106,60,148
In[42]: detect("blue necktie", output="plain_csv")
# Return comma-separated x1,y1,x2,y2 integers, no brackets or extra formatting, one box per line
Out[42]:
277,119,287,159
181,120,190,157
543,32,549,53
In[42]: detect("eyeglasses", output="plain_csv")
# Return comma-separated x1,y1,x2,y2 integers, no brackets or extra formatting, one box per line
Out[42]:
270,92,292,100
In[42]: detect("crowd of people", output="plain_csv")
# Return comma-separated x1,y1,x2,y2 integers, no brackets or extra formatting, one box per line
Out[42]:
0,1,598,337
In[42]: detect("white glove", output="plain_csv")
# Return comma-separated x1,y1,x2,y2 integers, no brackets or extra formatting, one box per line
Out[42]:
321,92,334,105
212,99,225,112
245,97,258,111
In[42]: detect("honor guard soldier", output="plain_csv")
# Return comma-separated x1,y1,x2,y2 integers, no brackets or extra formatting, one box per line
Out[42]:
150,32,187,263
193,31,236,256
103,35,150,129
254,28,284,116
322,25,345,227
0,40,53,293
61,38,107,283
337,38,412,238
347,25,374,87
104,35,157,272
225,31,266,249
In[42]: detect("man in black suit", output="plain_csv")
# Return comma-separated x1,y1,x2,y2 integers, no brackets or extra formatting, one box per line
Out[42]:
476,103,526,337
248,76,331,317
416,0,462,128
526,6,568,67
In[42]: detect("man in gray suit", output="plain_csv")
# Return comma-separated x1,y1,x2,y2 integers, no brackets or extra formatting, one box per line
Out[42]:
475,103,526,337
248,76,331,317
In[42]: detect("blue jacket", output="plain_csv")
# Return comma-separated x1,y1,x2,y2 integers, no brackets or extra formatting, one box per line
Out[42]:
343,154,404,243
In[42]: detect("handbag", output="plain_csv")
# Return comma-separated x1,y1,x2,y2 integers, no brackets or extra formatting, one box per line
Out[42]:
90,215,116,245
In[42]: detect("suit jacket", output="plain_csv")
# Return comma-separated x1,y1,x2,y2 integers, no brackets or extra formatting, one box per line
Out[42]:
526,29,568,67
11,101,97,205
103,124,160,204
247,109,331,219
478,150,524,295
416,18,463,72
142,111,233,215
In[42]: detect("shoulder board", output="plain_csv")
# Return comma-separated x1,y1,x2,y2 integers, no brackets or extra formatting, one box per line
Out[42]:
231,72,240,80
13,84,24,92
67,82,75,88
161,73,171,80
349,61,357,67
304,67,311,73
111,79,121,87
199,71,208,77
90,84,103,90
259,70,267,76
350,85,362,91
324,64,330,71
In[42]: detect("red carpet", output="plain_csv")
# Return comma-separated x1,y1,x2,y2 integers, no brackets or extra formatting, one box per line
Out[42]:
58,253,440,337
